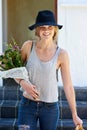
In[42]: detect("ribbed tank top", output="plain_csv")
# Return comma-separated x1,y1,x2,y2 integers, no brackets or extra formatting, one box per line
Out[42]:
26,43,60,103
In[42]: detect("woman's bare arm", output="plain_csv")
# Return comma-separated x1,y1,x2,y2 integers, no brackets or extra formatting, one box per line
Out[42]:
58,49,83,126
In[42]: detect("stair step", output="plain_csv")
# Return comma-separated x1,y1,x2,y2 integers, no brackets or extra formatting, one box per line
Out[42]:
0,86,22,100
0,85,87,129
0,118,87,130
59,101,87,119
59,119,87,130
0,86,87,100
58,87,87,101
0,100,87,119
0,118,18,130
0,100,19,118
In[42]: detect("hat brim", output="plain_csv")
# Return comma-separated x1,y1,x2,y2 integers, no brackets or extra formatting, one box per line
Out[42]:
28,22,63,30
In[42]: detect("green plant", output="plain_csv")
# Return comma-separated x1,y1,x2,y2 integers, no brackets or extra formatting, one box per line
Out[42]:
0,39,24,70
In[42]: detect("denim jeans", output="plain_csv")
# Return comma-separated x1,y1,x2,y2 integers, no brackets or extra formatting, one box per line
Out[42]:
18,96,60,130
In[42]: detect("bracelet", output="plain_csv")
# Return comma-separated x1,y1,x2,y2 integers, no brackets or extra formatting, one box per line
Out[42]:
19,79,24,85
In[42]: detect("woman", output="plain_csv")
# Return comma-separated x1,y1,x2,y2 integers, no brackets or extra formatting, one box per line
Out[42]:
16,10,83,130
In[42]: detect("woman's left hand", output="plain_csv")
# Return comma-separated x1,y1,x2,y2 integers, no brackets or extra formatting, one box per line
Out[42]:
73,114,83,127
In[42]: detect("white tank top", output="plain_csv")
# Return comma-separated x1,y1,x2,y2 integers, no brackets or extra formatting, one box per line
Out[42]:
26,43,60,102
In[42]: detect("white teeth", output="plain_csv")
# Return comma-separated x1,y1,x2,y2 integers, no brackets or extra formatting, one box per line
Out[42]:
44,34,49,36
43,33,50,36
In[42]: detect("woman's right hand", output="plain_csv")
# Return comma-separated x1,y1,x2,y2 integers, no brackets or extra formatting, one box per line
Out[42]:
20,79,39,100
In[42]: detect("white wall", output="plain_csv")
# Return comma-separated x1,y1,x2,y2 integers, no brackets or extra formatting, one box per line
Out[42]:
0,0,3,86
58,0,87,87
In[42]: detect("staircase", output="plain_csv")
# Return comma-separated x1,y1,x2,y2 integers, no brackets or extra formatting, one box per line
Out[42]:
58,87,87,130
0,79,87,130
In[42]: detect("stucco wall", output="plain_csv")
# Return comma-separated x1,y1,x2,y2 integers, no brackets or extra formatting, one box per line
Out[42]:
58,0,87,86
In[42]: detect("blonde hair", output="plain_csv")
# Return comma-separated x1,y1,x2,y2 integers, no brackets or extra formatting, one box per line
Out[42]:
35,26,59,41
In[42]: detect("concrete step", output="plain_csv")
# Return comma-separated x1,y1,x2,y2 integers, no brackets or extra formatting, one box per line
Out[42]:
58,119,87,130
0,85,22,100
0,118,87,130
0,83,87,129
0,100,87,119
59,101,87,119
0,100,19,118
58,87,87,101
0,86,87,101
0,118,17,130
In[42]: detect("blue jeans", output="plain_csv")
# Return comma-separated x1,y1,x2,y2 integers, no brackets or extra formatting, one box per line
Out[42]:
18,96,60,130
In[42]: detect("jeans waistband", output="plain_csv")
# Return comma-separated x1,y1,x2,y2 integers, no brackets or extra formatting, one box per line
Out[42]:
22,95,58,105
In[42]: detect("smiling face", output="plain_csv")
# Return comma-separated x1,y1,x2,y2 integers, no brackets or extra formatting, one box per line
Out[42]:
35,25,58,40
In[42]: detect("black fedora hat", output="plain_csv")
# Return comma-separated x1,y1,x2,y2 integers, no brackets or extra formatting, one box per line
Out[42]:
28,10,63,30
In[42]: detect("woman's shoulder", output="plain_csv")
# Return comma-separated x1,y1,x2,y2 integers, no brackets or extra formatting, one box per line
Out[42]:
59,48,68,55
58,48,69,63
21,40,33,62
22,40,32,49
